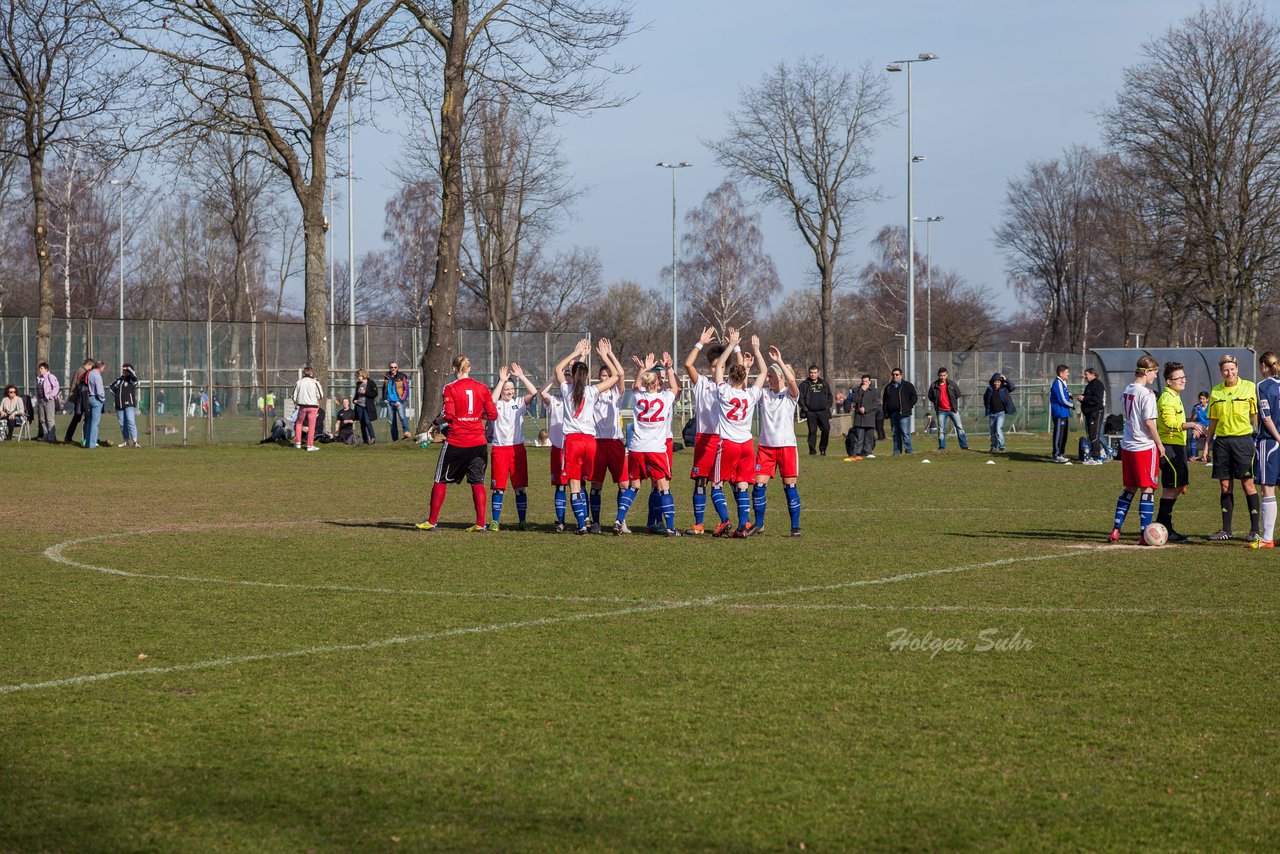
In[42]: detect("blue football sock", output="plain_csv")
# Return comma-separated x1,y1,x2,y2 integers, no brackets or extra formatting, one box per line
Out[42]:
571,491,588,528
751,483,767,528
648,489,661,529
711,486,729,524
491,490,504,523
693,483,707,526
661,490,676,531
589,489,602,525
734,487,751,528
1113,490,1133,530
555,485,566,524
785,484,801,529
616,487,638,523
515,490,527,523
1139,493,1154,531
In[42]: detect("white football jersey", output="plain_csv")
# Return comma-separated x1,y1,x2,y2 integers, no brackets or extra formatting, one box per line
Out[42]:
1121,382,1158,451
694,375,720,434
559,382,599,436
759,389,798,447
594,387,624,440
630,389,675,453
492,397,528,446
717,383,763,443
547,395,565,449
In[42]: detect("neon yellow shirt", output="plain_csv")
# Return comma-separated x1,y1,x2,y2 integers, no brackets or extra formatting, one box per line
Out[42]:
1209,379,1257,437
1157,388,1186,445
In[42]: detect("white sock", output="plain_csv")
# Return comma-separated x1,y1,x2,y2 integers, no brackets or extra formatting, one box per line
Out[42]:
1263,497,1277,542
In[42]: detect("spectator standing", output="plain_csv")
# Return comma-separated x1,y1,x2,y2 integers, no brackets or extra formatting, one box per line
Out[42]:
927,367,969,451
797,365,832,456
844,375,878,459
292,365,325,451
354,369,378,444
1050,364,1074,463
383,361,411,441
1190,391,1210,462
34,362,60,442
156,388,166,415
63,363,89,444
1077,367,1107,463
84,359,106,448
882,368,917,455
110,363,141,447
983,373,1015,453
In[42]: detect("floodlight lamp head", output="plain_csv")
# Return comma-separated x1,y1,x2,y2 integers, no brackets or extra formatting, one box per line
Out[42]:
918,52,938,61
912,155,926,162
886,63,902,72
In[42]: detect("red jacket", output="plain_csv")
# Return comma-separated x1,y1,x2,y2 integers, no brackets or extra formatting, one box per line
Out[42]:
441,377,497,447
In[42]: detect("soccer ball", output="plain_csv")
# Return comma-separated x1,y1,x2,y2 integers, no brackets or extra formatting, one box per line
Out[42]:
1143,523,1169,547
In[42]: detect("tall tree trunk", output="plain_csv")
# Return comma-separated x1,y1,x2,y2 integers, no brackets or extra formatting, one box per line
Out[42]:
416,2,469,434
820,269,834,379
29,154,54,366
302,185,330,396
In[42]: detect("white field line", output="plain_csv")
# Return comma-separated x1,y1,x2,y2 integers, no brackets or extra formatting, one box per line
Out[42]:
3,551,1081,696
808,507,1100,513
723,603,1278,617
42,534,656,606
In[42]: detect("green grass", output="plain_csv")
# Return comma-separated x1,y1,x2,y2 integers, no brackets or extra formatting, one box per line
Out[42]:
1,437,1276,851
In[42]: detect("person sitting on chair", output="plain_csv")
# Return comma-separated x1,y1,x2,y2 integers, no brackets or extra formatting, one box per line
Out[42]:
0,385,27,438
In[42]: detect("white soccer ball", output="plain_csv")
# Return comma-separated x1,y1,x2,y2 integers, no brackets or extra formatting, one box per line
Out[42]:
1143,523,1169,547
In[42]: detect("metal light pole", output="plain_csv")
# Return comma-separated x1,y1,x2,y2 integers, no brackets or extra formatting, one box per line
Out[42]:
110,179,125,362
657,162,692,361
347,76,364,373
328,179,335,371
887,52,938,429
913,215,944,383
1011,340,1030,386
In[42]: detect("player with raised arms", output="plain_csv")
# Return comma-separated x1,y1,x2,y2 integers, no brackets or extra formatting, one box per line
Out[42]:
683,326,732,536
752,347,803,537
1107,355,1165,544
555,338,623,535
1250,351,1280,548
417,354,498,532
588,360,628,533
487,363,539,532
713,328,768,538
614,352,681,536
538,369,571,532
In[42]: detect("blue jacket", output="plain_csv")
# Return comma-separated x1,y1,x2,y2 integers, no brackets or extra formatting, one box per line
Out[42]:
1050,376,1073,419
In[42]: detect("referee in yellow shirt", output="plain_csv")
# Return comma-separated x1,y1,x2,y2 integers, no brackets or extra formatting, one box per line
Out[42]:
1205,354,1260,541
1156,362,1204,544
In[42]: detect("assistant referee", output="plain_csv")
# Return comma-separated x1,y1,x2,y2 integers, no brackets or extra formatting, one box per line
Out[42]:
1206,353,1260,541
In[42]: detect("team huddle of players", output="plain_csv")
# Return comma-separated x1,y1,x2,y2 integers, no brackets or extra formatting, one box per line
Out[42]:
1109,351,1280,547
413,327,803,537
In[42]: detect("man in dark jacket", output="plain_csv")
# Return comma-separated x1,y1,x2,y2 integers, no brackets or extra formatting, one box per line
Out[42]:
1076,367,1106,463
882,368,917,455
844,374,880,459
798,365,833,456
927,367,969,451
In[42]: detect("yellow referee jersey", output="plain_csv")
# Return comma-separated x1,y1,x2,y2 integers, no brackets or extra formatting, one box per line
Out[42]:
1208,379,1257,437
1157,388,1186,445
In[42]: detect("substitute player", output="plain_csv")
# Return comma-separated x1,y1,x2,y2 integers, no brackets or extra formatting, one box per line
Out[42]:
487,363,538,532
683,326,731,535
417,354,498,532
1206,354,1260,541
752,346,803,537
588,362,628,534
713,329,767,538
1108,356,1165,544
554,338,623,534
1155,361,1204,544
1250,351,1280,548
614,353,681,536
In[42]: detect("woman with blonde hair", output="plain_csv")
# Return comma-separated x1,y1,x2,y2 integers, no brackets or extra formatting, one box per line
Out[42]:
354,368,378,444
291,366,324,451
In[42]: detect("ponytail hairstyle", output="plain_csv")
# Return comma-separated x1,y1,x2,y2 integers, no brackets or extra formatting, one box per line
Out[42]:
303,365,315,378
704,342,726,367
639,369,658,390
1261,351,1279,376
728,363,748,387
571,361,589,410
452,354,470,373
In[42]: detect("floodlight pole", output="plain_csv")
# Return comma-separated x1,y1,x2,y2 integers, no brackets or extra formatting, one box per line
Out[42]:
657,162,692,362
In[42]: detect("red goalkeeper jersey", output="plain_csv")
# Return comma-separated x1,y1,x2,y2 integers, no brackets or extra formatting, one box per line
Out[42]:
442,377,497,447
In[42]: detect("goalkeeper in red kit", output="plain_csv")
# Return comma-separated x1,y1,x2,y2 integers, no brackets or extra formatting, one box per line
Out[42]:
416,355,499,532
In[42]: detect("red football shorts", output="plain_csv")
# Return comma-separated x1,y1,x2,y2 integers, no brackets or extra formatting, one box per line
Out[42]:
490,443,528,490
562,433,597,483
715,438,755,485
591,437,627,484
628,450,672,483
1121,446,1159,490
755,445,799,479
549,446,568,486
690,432,721,480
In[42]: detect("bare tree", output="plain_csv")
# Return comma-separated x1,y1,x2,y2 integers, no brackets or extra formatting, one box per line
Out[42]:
664,180,780,333
707,56,892,378
519,245,600,332
363,178,441,329
1102,1,1280,346
583,279,668,361
396,0,633,434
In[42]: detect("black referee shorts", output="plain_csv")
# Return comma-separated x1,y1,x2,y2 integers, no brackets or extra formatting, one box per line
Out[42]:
1160,444,1189,490
435,441,488,485
1212,435,1255,481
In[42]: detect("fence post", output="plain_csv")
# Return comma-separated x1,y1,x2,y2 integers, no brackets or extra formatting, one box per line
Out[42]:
148,320,156,447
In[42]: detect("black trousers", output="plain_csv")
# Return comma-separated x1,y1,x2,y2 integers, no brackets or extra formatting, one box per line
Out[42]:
356,404,377,443
1084,410,1103,459
1052,416,1070,458
806,411,830,454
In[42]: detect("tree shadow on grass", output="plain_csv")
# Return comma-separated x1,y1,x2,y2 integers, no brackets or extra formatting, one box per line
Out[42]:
323,519,421,531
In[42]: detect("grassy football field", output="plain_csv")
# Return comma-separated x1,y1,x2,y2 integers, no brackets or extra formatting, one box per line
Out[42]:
1,436,1276,851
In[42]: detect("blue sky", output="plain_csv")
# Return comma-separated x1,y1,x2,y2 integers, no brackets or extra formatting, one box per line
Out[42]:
342,0,1230,318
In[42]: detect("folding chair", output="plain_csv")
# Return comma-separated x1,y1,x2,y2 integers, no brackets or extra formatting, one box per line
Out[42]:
13,395,34,441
